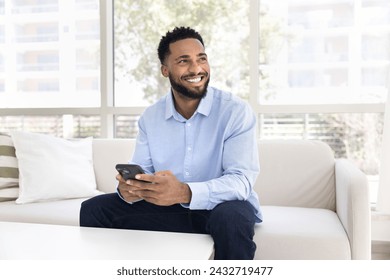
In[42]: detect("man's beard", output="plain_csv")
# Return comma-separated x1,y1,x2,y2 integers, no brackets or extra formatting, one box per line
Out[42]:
169,74,210,100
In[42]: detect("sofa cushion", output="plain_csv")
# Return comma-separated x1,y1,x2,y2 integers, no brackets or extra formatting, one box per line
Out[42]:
0,198,88,226
256,140,336,211
92,139,135,193
255,206,351,259
11,131,101,204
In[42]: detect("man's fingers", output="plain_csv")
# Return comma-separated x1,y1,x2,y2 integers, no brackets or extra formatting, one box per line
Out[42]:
134,173,157,183
116,173,124,182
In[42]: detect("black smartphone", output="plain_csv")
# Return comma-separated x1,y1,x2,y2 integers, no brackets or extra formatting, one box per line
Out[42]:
115,164,145,181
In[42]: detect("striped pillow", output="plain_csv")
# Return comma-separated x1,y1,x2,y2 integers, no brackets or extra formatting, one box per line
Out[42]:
0,133,19,189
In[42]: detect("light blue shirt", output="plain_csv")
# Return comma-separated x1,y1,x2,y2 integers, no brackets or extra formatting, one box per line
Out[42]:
129,87,262,222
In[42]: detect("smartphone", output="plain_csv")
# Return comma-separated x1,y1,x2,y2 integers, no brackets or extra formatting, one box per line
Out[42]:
115,164,145,181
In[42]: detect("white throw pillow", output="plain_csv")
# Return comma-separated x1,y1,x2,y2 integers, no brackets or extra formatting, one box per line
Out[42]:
11,131,100,204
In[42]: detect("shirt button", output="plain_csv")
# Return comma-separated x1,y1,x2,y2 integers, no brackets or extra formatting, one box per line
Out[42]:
188,147,192,151
187,123,191,127
185,171,190,176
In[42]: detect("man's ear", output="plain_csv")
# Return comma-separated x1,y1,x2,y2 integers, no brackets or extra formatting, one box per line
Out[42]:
161,65,169,77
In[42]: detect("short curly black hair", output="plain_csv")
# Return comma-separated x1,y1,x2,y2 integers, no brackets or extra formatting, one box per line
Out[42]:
157,26,204,65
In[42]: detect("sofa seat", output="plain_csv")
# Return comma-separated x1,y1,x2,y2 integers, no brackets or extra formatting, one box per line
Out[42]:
0,198,88,226
255,206,351,259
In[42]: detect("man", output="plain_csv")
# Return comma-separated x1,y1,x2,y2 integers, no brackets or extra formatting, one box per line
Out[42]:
80,26,262,260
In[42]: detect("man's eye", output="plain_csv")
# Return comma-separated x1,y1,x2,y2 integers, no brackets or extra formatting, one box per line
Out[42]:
178,60,187,64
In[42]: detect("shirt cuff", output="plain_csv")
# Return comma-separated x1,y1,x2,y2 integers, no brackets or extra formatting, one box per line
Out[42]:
186,182,210,210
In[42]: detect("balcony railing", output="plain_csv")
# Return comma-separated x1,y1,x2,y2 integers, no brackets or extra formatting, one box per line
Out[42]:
12,4,58,14
17,63,59,71
15,34,59,43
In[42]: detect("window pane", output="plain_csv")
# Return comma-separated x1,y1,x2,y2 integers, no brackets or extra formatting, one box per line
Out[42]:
0,0,100,108
260,0,390,104
0,115,100,138
362,0,390,25
114,0,250,106
115,115,140,139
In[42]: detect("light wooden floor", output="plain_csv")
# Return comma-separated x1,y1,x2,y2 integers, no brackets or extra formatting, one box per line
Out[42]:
371,241,390,260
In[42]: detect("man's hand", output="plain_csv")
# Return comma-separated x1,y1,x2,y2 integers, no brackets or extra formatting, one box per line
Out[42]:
119,170,192,206
116,174,143,203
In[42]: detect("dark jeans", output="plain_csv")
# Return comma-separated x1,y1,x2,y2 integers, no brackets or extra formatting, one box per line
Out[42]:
79,193,257,260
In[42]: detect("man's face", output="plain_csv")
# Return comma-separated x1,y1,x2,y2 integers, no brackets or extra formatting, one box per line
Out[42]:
161,38,210,99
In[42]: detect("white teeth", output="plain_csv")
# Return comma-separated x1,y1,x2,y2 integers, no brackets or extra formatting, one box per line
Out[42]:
187,77,201,83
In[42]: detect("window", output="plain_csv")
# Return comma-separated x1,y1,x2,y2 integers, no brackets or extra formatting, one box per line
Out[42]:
260,0,388,105
113,0,250,107
0,0,100,109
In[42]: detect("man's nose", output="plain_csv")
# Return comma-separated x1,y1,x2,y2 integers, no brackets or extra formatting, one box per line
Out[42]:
188,61,202,73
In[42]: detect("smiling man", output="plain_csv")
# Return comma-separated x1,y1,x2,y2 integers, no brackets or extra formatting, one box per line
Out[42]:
80,27,262,260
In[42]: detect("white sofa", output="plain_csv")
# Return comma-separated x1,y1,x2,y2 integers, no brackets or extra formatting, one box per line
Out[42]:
0,139,371,259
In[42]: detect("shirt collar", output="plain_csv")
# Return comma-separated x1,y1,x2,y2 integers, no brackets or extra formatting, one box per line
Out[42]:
165,87,213,120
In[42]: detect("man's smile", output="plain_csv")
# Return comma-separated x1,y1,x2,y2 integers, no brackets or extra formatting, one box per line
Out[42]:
183,73,208,85
186,77,202,83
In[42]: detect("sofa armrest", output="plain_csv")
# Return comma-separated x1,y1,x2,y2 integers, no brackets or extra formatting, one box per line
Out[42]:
335,158,371,259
